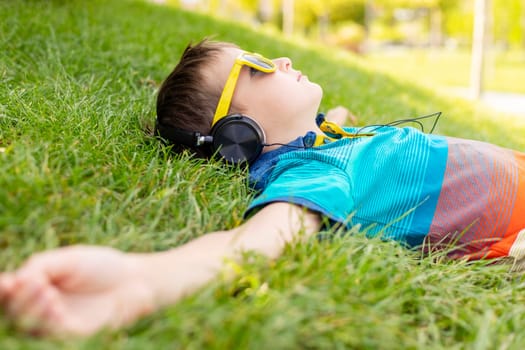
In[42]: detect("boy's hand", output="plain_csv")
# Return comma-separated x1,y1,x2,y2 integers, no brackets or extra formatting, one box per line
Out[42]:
0,246,155,338
325,106,358,126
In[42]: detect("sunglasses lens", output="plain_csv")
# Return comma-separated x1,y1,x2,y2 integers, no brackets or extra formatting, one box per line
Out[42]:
243,54,274,70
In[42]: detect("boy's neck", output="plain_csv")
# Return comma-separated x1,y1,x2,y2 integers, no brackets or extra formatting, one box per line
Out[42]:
262,124,322,153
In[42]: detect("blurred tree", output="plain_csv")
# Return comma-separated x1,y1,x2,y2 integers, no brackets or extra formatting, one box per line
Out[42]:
470,0,489,99
371,0,450,47
278,0,365,36
282,0,294,35
257,0,273,22
329,0,366,25
176,0,523,51
492,0,524,49
293,0,328,34
235,0,257,16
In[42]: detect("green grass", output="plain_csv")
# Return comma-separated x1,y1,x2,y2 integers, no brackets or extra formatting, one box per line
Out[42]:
1,0,525,348
366,48,525,95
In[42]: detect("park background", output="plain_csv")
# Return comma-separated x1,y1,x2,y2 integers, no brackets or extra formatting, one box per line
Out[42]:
1,0,525,348
169,0,525,115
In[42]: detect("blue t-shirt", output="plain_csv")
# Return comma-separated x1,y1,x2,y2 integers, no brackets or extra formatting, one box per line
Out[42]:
247,126,449,247
247,126,525,258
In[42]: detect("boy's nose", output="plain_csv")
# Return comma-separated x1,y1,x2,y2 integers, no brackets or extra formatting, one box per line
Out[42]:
273,57,292,71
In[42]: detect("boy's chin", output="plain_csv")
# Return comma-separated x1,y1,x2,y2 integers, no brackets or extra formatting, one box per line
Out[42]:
312,83,323,100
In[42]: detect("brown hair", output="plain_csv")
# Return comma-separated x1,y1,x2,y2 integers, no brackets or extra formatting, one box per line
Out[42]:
156,39,237,158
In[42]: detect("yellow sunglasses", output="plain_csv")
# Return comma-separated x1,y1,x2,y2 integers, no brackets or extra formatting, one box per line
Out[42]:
213,51,276,126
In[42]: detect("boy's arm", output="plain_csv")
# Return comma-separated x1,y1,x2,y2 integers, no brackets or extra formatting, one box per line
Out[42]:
139,201,321,307
0,202,321,337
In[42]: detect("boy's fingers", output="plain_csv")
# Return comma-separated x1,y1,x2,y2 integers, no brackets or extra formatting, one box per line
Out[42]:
22,250,67,275
6,272,47,317
19,285,64,335
3,272,68,335
19,247,84,287
0,273,16,303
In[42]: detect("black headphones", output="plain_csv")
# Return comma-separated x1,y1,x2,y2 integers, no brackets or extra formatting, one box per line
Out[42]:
155,113,266,165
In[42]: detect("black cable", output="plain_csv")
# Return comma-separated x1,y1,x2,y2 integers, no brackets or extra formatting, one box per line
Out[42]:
262,143,305,148
263,112,443,150
359,111,442,135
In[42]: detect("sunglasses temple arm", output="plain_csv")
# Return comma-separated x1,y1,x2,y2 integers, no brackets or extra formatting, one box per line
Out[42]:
212,63,243,125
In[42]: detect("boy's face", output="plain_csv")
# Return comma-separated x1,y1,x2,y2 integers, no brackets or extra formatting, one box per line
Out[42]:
209,47,323,145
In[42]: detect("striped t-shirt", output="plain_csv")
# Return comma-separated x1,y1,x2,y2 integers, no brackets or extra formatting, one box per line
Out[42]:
248,126,525,260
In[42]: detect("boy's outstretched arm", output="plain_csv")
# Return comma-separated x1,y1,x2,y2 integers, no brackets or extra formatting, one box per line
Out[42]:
0,202,321,338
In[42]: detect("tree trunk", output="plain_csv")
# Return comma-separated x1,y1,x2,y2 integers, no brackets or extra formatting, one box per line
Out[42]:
470,0,490,99
282,0,294,36
363,0,373,53
258,0,273,23
429,6,442,47
318,13,329,41
522,0,525,50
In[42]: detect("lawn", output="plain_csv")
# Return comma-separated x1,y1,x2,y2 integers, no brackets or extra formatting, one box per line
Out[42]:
366,48,525,95
2,0,525,348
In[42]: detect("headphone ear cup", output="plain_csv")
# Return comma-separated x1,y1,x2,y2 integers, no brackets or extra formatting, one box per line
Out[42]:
210,114,265,165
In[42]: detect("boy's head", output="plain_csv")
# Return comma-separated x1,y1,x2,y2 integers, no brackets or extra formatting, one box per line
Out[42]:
156,39,323,163
156,39,237,158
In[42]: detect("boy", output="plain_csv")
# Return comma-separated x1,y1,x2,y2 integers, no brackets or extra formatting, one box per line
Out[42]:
0,39,524,338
